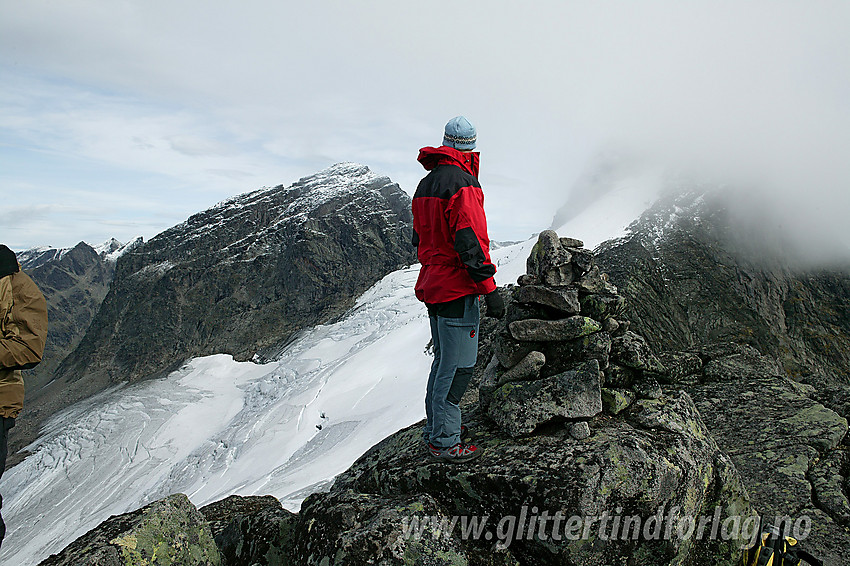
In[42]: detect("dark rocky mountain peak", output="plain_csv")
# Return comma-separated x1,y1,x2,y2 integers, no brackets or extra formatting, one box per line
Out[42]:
55,161,414,385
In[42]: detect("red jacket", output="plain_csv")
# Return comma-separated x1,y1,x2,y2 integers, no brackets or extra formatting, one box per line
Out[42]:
412,146,497,304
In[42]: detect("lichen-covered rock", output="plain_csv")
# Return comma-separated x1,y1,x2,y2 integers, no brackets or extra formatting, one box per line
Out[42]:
633,375,663,399
604,363,639,388
559,237,584,249
575,265,616,294
602,387,636,415
569,420,591,439
487,360,602,437
602,317,620,334
579,291,626,320
493,332,536,369
565,246,593,275
684,373,850,564
611,331,666,373
701,345,782,382
39,494,221,566
508,316,602,342
199,495,296,566
526,230,574,286
289,390,753,565
496,350,546,386
294,490,508,566
514,285,580,315
539,331,612,377
656,351,704,384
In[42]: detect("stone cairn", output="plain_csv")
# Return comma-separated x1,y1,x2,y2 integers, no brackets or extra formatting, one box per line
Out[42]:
479,230,666,439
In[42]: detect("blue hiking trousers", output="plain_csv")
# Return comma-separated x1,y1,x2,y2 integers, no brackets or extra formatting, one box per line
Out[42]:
423,294,480,448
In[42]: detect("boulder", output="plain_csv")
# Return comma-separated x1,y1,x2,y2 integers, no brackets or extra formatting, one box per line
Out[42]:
199,495,297,565
496,350,546,386
656,351,704,384
633,375,663,399
575,265,614,294
602,388,636,415
514,284,580,315
493,332,537,369
487,360,603,437
611,331,666,373
604,363,639,388
579,291,626,320
38,494,221,566
539,331,612,377
569,420,591,440
565,246,593,275
526,230,574,286
509,316,602,342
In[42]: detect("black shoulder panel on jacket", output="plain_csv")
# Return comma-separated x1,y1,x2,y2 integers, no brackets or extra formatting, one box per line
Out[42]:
414,165,480,200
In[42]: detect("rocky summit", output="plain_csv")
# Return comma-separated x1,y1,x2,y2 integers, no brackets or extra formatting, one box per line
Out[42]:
43,231,759,566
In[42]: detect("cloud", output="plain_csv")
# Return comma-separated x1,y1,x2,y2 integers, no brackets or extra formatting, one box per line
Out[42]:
1,1,849,254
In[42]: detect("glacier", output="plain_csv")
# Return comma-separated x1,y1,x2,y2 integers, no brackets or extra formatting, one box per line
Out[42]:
0,175,658,565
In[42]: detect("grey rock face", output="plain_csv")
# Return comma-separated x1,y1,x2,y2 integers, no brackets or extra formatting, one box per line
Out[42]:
508,316,602,342
289,390,752,565
13,241,125,464
487,360,603,437
20,242,118,392
595,188,850,564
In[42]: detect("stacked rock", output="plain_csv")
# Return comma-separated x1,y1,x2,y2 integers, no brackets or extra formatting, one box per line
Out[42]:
479,230,666,439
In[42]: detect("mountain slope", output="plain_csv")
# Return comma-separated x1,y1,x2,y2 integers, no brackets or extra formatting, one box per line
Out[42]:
593,187,850,564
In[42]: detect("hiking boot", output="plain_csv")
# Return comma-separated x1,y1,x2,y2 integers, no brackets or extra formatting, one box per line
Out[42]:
428,442,483,463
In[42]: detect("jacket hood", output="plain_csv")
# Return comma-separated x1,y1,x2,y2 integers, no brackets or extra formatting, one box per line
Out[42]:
0,245,19,279
418,146,480,178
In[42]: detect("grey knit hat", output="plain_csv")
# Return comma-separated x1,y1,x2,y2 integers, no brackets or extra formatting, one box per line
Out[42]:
442,116,477,150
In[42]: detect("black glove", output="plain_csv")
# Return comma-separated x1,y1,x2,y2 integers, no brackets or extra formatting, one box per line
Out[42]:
484,289,505,319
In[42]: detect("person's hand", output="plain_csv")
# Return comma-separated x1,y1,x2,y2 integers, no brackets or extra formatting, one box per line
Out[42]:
484,289,505,319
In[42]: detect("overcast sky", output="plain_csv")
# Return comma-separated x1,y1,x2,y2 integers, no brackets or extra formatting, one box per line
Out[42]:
2,1,849,255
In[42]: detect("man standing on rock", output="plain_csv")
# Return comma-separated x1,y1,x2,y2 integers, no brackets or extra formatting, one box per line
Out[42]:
413,116,504,463
0,245,48,549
